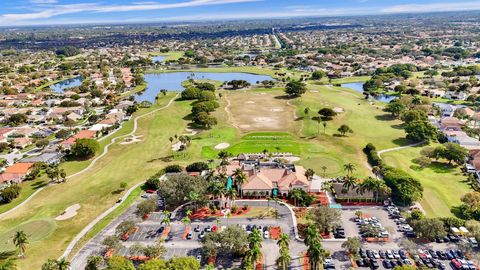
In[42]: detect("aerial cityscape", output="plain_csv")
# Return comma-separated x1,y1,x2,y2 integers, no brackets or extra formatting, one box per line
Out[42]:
0,0,480,269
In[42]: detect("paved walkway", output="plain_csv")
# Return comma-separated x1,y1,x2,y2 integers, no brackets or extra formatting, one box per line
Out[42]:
0,94,178,220
377,141,424,156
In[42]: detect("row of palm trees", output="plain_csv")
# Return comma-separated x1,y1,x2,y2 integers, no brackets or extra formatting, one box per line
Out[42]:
277,233,291,270
340,163,391,202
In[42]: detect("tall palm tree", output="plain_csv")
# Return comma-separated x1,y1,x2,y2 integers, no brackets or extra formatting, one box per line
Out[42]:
56,258,70,270
187,191,202,212
13,230,28,258
246,228,263,268
342,176,357,203
343,163,356,176
304,224,325,270
321,166,327,178
358,177,390,203
277,233,291,270
290,188,303,207
181,216,191,229
232,168,247,195
225,188,238,208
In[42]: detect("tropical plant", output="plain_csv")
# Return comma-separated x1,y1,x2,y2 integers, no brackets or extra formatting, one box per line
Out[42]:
277,233,291,270
343,163,356,176
13,230,28,257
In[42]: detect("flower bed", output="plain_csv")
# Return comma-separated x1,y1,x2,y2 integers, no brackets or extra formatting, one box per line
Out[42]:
161,226,171,240
303,252,310,270
337,201,382,206
182,225,191,240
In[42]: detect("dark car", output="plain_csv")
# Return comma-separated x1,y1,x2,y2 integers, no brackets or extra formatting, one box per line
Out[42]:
399,250,407,260
383,260,392,269
360,248,367,258
379,250,386,259
193,225,200,232
356,259,365,267
186,232,192,240
455,250,464,259
446,252,454,260
436,251,447,260
366,250,373,259
429,249,438,259
436,237,444,243
448,234,459,242
405,231,417,238
370,259,379,269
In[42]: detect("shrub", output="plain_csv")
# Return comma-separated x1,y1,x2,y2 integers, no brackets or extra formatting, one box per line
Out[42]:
164,164,182,173
145,177,161,190
186,162,209,172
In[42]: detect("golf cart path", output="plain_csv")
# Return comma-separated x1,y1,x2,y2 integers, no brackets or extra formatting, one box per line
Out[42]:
377,141,424,156
0,94,178,220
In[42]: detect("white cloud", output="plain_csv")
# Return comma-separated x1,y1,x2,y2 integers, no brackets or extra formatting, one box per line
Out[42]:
382,1,480,13
0,0,262,25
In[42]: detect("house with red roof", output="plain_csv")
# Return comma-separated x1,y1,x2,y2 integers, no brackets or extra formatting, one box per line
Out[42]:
0,163,34,185
60,130,97,149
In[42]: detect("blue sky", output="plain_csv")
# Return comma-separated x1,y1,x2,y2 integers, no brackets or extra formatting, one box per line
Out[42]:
1,0,480,26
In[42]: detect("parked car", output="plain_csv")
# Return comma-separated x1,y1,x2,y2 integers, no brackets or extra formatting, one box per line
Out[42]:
199,231,205,239
263,230,270,239
186,232,192,240
370,259,379,269
383,259,392,269
194,225,200,232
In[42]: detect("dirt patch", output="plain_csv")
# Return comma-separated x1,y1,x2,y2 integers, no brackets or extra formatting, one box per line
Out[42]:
172,141,183,151
214,142,230,150
225,91,295,132
55,204,80,221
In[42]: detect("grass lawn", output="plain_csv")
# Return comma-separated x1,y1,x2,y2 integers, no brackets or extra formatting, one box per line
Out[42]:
0,93,191,269
147,51,184,61
0,179,48,215
382,145,472,218
119,83,147,98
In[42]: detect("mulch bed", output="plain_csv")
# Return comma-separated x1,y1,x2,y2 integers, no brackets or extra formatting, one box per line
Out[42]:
303,253,310,270
182,225,191,240
309,192,329,205
189,207,250,219
161,226,171,240
365,237,389,242
270,226,282,239
256,254,264,270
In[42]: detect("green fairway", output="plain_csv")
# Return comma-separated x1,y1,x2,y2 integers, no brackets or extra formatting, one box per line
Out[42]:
0,179,48,214
0,219,56,251
382,145,472,217
147,51,184,61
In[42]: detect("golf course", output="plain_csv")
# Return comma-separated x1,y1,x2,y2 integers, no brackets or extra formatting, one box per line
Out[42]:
0,67,472,268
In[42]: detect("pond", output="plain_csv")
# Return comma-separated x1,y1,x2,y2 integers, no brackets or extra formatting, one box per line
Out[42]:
152,56,166,63
341,82,396,103
135,72,273,103
50,76,83,93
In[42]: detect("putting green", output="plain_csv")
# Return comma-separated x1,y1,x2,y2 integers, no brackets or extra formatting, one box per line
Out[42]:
0,219,57,251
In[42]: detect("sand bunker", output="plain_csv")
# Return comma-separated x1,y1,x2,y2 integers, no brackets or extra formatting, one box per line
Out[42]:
172,141,183,151
183,128,199,136
246,101,255,104
333,107,344,113
270,108,284,112
121,135,143,145
309,90,319,93
214,143,230,150
56,204,80,221
284,156,301,162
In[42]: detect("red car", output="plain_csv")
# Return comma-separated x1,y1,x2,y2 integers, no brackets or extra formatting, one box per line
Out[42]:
212,226,217,232
146,189,156,194
451,259,462,269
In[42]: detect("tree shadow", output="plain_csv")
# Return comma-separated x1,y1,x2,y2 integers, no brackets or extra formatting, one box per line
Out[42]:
147,155,174,163
391,138,411,146
375,114,396,121
450,205,465,219
30,180,48,190
295,116,304,121
274,95,294,100
390,124,405,130
429,162,456,174
111,189,124,195
0,251,16,260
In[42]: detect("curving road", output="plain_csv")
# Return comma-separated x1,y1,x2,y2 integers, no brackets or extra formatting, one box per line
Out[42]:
0,94,179,220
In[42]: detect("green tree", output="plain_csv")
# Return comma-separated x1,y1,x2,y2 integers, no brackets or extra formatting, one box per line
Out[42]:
70,138,100,159
136,199,157,217
385,101,406,117
311,70,326,80
106,255,135,270
309,206,341,234
338,124,353,136
85,255,104,270
285,81,307,97
167,257,200,270
435,143,468,165
0,260,16,270
138,259,167,270
341,237,362,255
343,163,356,176
13,230,28,257
318,108,337,121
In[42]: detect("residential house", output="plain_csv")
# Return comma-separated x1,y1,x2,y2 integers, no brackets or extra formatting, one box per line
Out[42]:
0,163,34,185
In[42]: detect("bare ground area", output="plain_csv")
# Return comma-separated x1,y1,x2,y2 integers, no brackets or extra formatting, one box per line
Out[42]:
224,91,295,133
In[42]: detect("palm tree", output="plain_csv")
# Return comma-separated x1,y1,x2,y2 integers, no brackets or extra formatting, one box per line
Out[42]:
187,191,202,212
358,177,390,203
342,176,357,203
13,230,28,257
232,168,247,195
225,188,237,208
372,166,381,177
56,258,70,270
181,216,191,229
289,189,303,207
277,233,291,270
161,211,171,227
321,166,327,178
343,163,356,176
304,224,325,270
246,228,263,267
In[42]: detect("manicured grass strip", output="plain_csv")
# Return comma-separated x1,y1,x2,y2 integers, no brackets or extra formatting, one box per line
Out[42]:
67,186,143,260
0,219,57,251
382,145,471,217
0,179,48,214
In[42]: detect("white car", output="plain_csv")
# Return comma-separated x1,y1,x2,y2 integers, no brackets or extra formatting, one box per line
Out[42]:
263,231,270,239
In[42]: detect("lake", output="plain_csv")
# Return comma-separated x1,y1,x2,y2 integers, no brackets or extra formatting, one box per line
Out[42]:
50,76,83,93
135,72,273,102
152,56,166,63
341,82,396,103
